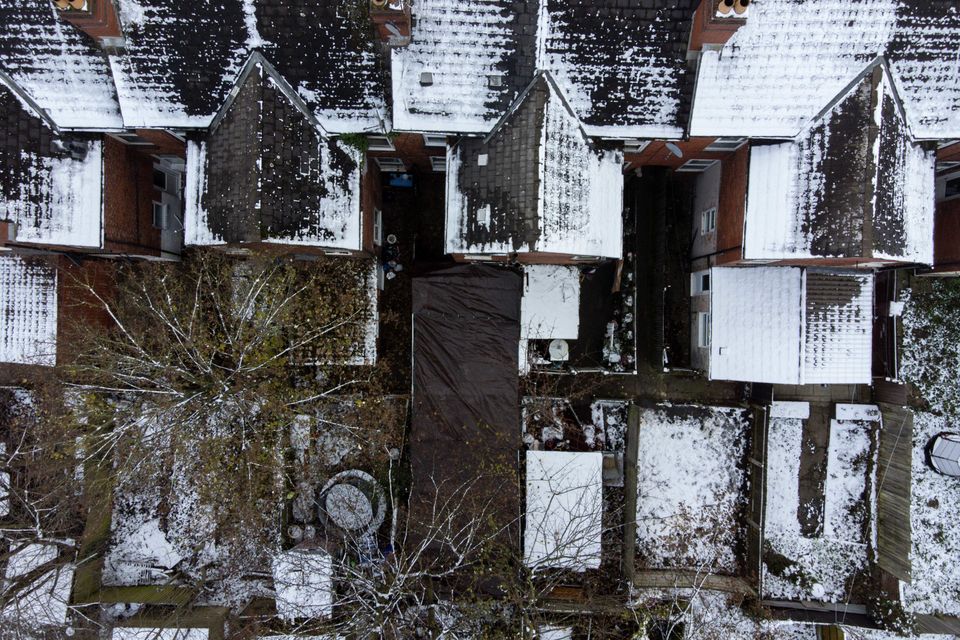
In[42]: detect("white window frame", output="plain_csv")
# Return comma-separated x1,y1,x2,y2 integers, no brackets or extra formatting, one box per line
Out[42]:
373,208,383,246
704,137,747,153
152,201,168,230
375,157,405,172
623,140,651,154
153,168,168,191
109,132,153,146
697,311,711,348
430,156,445,172
676,159,718,173
368,135,395,152
701,207,717,234
324,249,352,257
422,134,447,147
690,270,710,295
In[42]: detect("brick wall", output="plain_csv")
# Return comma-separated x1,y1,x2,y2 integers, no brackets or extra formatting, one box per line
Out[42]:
55,257,116,365
687,0,745,52
368,133,445,173
934,197,960,273
714,143,749,264
102,136,162,256
361,161,381,252
625,137,729,169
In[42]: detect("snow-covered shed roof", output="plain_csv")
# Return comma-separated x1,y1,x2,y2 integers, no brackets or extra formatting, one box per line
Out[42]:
446,75,622,257
744,69,935,264
691,0,960,140
184,61,362,250
392,0,697,137
520,265,580,340
524,450,602,572
0,256,58,367
271,548,333,622
112,629,209,640
0,75,103,250
709,267,873,385
2,542,75,627
0,2,122,130
109,0,384,131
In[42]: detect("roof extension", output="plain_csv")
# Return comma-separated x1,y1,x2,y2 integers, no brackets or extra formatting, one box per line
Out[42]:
744,67,935,264
109,0,385,131
392,0,698,137
709,267,873,385
0,76,103,250
446,74,622,257
691,0,960,140
184,61,363,250
0,255,57,367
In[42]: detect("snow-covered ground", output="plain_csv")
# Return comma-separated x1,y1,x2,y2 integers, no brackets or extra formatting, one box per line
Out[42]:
635,404,749,573
900,280,960,616
102,417,278,608
901,412,960,616
763,405,875,602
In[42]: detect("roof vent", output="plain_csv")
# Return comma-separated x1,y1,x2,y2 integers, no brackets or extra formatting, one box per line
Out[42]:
477,205,491,227
419,72,434,87
477,153,489,167
487,74,503,88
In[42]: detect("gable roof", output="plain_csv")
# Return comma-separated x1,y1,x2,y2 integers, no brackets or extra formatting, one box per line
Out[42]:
184,62,363,250
690,0,960,140
445,74,623,257
109,0,385,131
743,67,935,264
0,1,122,130
709,267,873,385
0,255,58,367
0,77,103,249
392,0,698,137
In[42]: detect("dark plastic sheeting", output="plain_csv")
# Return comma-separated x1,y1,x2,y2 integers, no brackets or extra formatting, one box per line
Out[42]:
410,264,522,536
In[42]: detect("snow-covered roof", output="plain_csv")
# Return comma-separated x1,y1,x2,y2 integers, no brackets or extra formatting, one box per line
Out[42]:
446,75,622,257
0,77,103,249
184,62,362,250
709,267,873,385
112,629,209,640
744,69,935,264
524,450,602,571
271,548,333,622
393,0,697,137
520,265,580,340
690,0,960,140
109,0,384,131
2,542,75,627
0,256,57,367
0,3,122,130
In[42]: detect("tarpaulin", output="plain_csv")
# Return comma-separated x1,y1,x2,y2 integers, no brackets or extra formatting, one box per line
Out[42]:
410,264,522,537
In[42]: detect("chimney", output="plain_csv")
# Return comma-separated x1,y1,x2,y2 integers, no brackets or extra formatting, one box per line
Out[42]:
52,0,125,50
0,221,17,248
370,0,411,48
687,0,749,57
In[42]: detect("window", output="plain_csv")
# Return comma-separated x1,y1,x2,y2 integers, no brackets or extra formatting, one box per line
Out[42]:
373,208,383,246
153,169,167,191
375,157,405,172
704,137,747,153
324,249,352,256
690,270,710,295
624,140,651,153
110,132,153,146
422,134,447,147
368,135,395,152
676,159,718,173
430,156,445,172
701,207,717,234
152,201,168,230
946,176,960,200
697,312,711,348
938,161,960,173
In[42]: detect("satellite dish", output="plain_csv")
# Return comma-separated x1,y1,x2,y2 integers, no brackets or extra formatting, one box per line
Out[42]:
665,142,683,158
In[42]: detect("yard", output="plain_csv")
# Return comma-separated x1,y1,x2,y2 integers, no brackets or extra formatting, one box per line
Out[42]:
634,404,750,574
900,278,960,616
762,403,876,602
